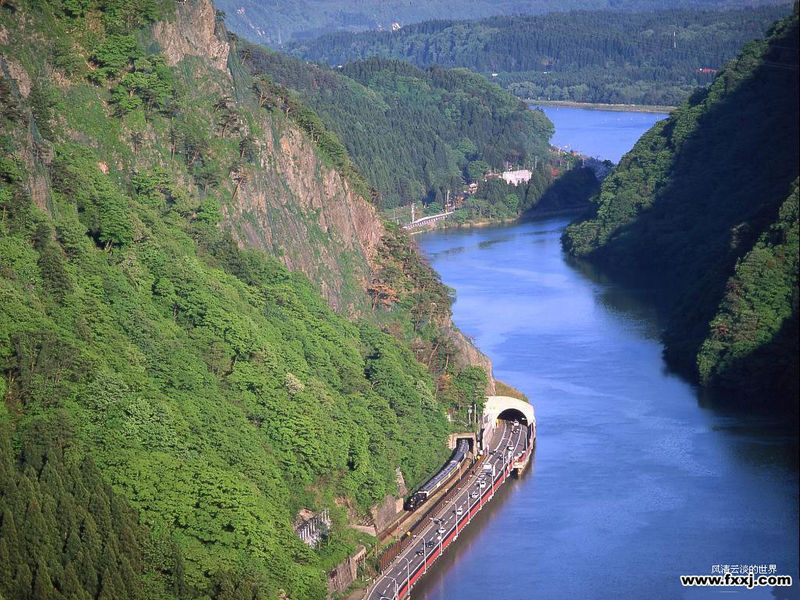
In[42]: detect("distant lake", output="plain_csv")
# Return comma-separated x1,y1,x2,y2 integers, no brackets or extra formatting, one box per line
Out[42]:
531,105,669,163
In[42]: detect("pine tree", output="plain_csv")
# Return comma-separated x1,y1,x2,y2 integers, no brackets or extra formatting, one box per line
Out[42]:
74,551,98,598
172,543,187,599
210,572,237,600
0,424,15,485
23,498,48,563
70,474,89,508
55,494,79,552
118,555,140,600
117,524,140,570
96,568,117,600
0,539,15,597
88,493,111,541
31,560,54,600
57,562,83,600
78,515,101,570
0,510,21,567
39,460,66,499
39,496,59,554
14,562,32,600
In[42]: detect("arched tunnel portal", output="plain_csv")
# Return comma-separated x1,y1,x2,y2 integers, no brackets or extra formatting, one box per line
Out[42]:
481,395,536,450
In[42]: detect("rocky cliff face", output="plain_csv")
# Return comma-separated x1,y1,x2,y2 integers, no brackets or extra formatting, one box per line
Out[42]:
153,0,230,71
151,0,496,382
226,117,384,313
150,0,382,312
443,327,496,395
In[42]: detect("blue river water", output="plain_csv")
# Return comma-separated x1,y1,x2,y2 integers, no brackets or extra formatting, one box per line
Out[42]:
532,105,668,162
412,110,799,600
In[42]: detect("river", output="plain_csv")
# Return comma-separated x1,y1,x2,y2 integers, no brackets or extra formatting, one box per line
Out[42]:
413,109,799,599
532,105,668,162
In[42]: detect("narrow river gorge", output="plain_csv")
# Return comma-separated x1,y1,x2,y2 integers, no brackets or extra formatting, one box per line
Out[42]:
411,109,799,600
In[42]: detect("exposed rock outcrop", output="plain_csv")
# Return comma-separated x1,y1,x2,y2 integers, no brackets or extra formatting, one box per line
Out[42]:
153,0,229,72
2,57,30,97
443,327,496,394
152,0,495,371
227,120,384,313
370,494,404,534
150,0,381,312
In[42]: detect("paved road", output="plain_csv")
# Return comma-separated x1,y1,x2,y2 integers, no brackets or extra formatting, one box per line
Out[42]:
367,421,526,600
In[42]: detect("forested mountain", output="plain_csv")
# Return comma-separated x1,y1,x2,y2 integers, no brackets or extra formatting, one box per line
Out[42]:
215,0,789,48
0,0,494,598
241,46,553,210
285,6,791,106
562,11,799,408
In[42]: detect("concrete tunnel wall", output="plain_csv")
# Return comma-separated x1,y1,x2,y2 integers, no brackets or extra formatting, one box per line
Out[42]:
480,395,536,449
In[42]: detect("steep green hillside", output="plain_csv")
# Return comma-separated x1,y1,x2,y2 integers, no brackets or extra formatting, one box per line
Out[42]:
696,182,798,399
0,0,491,598
285,7,790,106
0,420,179,600
242,46,552,210
215,0,788,47
562,12,799,407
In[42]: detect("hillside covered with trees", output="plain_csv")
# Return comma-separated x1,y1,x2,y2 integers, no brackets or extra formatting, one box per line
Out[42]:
215,0,789,48
0,0,495,598
284,6,791,106
562,10,799,408
241,46,553,210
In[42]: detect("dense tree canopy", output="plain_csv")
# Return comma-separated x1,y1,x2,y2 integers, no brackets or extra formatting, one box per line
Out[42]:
241,45,553,210
286,6,791,106
562,11,799,407
0,0,494,597
215,0,789,48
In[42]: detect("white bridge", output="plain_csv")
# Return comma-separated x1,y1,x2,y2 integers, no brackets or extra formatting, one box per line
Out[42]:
403,211,454,230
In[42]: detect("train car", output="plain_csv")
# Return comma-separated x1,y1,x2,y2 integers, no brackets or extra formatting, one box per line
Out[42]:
405,439,469,511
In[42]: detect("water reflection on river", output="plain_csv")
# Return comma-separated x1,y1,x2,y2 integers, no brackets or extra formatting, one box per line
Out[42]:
533,105,668,162
414,220,798,600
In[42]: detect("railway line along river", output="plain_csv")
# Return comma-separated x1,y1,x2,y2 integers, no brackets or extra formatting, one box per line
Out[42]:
412,108,799,600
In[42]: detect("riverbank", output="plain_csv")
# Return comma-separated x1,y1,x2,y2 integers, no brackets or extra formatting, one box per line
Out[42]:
408,207,588,236
406,216,514,235
527,99,676,113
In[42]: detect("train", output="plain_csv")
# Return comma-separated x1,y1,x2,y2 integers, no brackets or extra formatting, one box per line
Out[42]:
404,438,470,511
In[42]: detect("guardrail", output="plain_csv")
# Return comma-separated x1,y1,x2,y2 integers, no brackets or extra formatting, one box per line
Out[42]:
378,457,483,572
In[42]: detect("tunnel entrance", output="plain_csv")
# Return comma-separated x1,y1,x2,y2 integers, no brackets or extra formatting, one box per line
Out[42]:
497,408,528,426
480,396,536,450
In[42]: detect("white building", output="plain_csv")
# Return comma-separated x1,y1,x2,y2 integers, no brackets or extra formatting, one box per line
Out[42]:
501,169,532,186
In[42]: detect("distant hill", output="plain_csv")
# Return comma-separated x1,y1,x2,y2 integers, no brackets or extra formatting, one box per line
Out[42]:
283,6,792,106
242,47,553,210
217,0,790,48
562,11,799,408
